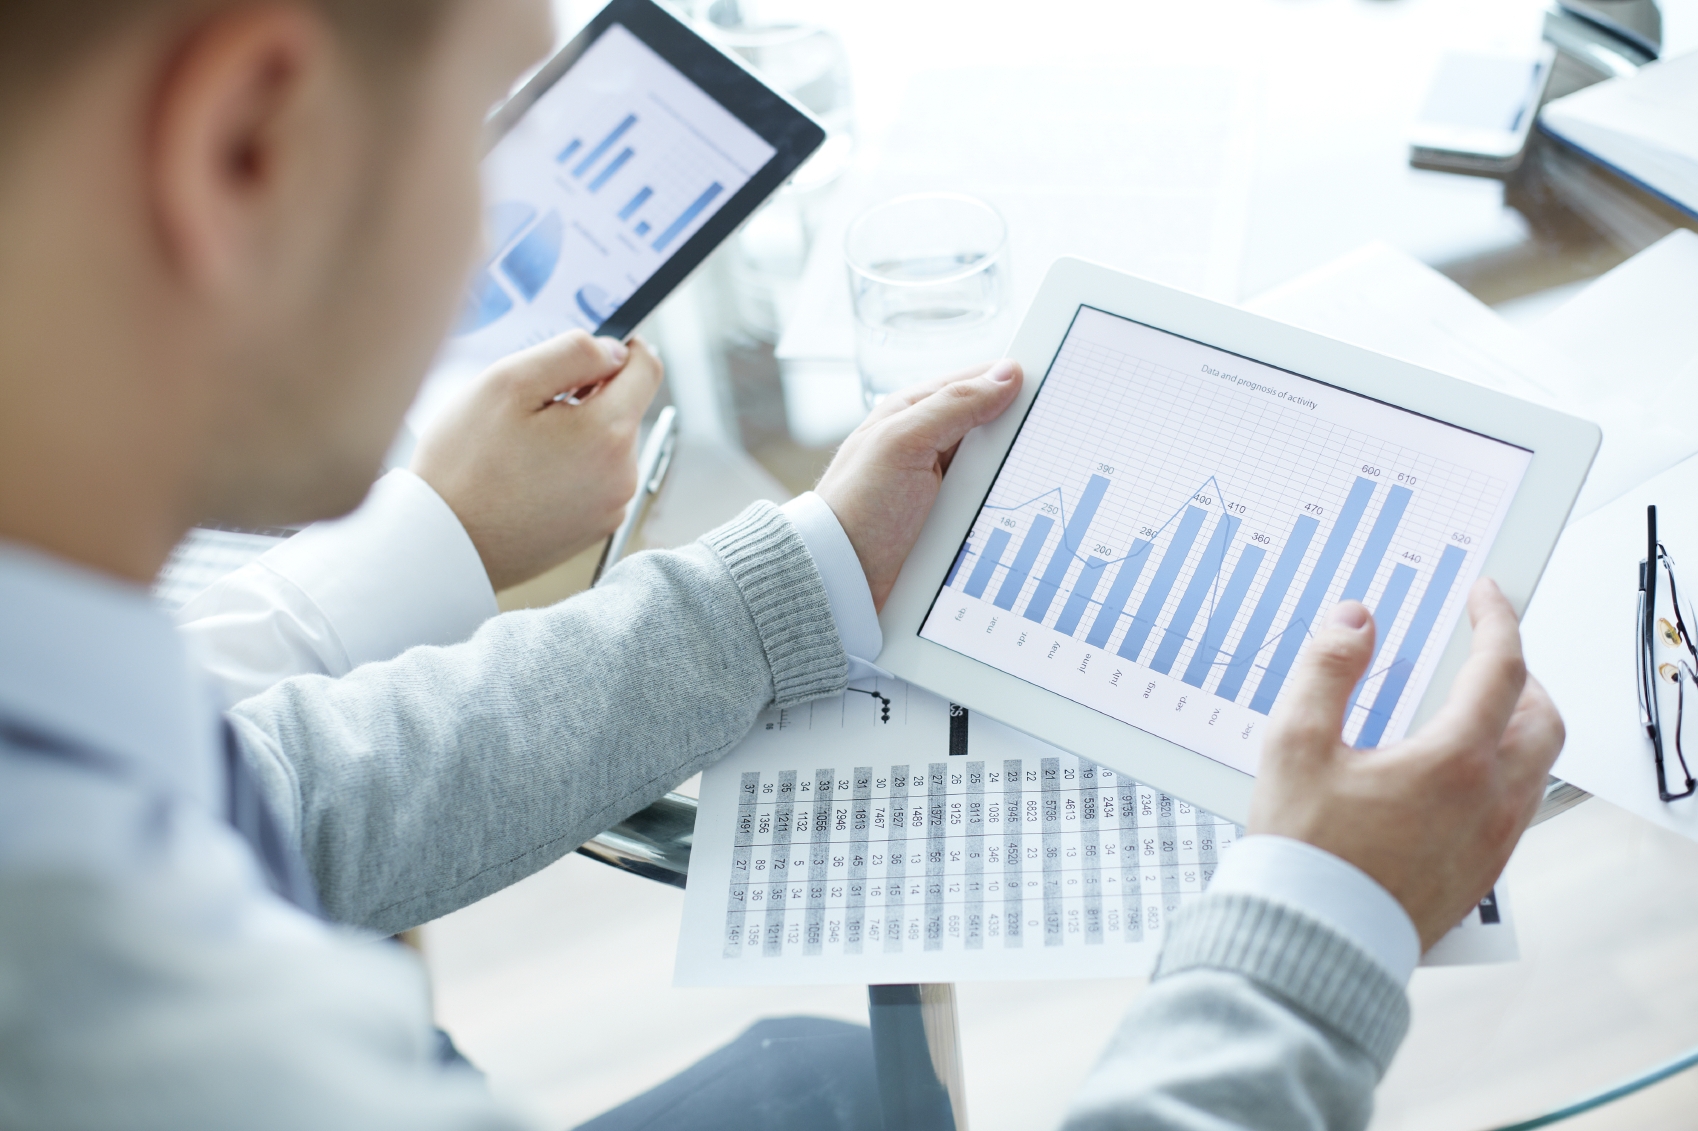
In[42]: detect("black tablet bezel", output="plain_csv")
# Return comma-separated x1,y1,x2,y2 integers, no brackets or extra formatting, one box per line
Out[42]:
485,0,825,340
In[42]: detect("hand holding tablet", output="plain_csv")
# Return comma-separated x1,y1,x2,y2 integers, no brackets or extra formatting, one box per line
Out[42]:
877,258,1599,822
412,0,824,429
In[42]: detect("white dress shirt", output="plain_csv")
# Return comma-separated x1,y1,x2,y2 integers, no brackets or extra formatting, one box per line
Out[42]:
178,470,499,706
175,472,1418,984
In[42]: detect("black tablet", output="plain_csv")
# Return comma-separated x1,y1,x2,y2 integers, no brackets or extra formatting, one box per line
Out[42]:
430,0,824,385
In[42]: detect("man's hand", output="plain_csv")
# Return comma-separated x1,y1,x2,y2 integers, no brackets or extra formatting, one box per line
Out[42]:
1250,579,1565,949
816,360,1023,610
412,331,663,592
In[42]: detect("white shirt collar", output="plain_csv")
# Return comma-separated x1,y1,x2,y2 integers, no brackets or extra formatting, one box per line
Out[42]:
0,539,220,809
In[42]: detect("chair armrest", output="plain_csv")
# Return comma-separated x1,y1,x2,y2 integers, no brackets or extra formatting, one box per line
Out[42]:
577,791,696,888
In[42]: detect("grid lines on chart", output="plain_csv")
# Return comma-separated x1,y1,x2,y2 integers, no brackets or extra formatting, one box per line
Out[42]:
955,322,1511,722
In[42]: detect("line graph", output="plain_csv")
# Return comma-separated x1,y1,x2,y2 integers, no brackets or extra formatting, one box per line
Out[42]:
920,306,1531,772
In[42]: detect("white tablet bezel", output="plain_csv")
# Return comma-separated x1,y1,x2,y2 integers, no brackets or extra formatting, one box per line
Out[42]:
877,256,1600,824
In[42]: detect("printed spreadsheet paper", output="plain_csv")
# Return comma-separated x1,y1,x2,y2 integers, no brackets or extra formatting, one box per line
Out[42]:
675,680,1515,986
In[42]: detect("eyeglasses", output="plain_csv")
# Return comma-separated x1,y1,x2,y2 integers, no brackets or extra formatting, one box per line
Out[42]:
1638,504,1698,802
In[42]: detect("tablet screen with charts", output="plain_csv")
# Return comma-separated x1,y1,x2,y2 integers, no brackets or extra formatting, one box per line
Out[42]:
917,304,1535,776
413,0,822,426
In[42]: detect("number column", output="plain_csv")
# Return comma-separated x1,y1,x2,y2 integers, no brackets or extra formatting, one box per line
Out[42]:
1041,757,1063,946
1002,759,1024,947
761,770,796,956
724,771,760,956
846,767,871,953
1122,780,1147,941
925,763,946,950
805,768,833,955
965,762,985,949
883,767,908,953
1079,759,1103,944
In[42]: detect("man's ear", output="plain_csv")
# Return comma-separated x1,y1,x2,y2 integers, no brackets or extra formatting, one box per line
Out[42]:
149,5,340,293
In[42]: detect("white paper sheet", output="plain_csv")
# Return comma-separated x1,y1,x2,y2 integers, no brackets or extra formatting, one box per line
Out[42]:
1243,242,1570,406
1530,229,1698,514
1527,453,1698,842
1243,235,1698,517
675,680,1515,986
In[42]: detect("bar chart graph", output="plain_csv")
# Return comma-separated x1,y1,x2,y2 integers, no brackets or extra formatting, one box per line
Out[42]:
921,306,1531,772
445,23,774,351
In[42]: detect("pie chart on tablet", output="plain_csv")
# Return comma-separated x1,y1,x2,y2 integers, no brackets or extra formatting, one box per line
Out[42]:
454,201,564,335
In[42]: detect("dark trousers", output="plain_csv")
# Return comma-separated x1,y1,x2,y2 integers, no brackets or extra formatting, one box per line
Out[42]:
573,1017,885,1131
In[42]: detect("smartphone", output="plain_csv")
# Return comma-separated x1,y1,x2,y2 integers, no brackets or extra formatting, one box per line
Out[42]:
1409,46,1558,174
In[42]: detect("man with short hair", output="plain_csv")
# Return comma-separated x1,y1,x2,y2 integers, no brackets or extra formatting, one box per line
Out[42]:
0,3,1565,1129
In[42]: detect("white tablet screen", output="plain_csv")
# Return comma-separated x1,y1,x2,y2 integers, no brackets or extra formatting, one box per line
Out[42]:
920,305,1532,774
414,22,776,424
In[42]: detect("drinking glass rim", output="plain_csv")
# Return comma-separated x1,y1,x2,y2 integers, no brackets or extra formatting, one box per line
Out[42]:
844,192,1008,288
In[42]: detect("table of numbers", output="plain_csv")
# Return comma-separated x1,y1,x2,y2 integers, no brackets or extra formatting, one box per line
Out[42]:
719,754,1237,960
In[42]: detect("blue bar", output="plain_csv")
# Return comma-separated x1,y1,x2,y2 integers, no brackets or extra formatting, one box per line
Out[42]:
653,182,723,251
1249,478,1378,714
994,517,1053,610
965,529,1010,599
1183,543,1266,688
634,220,651,236
1355,545,1467,747
498,212,563,301
557,138,583,164
1217,514,1320,703
1118,507,1208,663
588,147,634,192
618,186,653,220
1150,516,1242,674
1085,541,1151,648
1340,485,1412,602
573,114,637,178
1055,557,1108,636
945,542,972,590
1342,563,1417,727
1025,475,1111,624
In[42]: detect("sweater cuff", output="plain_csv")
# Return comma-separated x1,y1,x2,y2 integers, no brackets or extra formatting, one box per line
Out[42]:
1155,891,1411,1075
705,502,849,707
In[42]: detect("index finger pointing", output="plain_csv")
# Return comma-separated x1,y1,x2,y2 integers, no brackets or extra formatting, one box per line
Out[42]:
1415,577,1528,753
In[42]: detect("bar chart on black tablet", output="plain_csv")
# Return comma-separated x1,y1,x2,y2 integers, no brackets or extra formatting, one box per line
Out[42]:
920,306,1533,774
420,21,774,421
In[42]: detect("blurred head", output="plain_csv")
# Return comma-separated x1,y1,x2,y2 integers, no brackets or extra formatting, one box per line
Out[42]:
0,0,552,579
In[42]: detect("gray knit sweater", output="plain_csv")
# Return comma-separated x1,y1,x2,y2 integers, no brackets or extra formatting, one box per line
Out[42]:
241,500,1406,1129
1,503,1407,1130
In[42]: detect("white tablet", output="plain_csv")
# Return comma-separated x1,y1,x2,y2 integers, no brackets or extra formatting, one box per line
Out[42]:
877,257,1600,823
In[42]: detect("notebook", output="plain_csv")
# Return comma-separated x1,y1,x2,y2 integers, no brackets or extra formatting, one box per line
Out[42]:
1538,50,1698,219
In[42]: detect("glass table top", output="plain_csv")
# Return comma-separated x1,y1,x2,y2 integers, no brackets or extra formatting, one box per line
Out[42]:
443,1,1698,1127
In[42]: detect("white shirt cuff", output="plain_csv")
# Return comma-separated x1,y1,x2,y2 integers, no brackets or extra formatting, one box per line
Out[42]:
780,492,884,676
261,470,497,669
177,470,498,705
1207,834,1420,985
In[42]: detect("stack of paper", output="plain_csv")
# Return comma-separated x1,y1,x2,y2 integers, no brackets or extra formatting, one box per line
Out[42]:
1539,50,1698,219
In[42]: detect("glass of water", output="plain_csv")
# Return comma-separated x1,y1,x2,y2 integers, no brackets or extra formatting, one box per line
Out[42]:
845,193,1010,408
